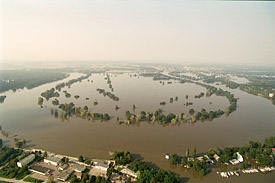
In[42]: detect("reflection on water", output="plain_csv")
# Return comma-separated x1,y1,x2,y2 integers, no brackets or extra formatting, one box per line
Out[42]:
0,73,274,182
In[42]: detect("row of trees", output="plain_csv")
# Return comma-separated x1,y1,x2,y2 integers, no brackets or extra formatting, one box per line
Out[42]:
65,74,91,87
96,88,119,101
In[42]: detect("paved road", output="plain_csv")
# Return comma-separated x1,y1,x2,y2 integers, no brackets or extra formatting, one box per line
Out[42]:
0,177,26,183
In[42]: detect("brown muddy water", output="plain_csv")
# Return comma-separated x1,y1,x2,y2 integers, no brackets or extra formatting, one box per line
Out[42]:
0,73,274,182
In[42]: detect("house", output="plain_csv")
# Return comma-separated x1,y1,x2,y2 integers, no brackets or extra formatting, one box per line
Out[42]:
93,159,109,171
71,163,86,173
165,154,170,160
29,165,50,175
269,93,274,98
214,154,220,161
272,148,275,155
57,170,73,182
17,154,35,168
44,155,61,166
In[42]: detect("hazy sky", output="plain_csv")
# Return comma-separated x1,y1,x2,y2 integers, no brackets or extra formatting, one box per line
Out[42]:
1,0,275,65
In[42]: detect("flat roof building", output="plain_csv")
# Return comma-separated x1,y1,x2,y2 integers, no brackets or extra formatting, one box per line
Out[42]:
17,154,35,168
29,165,50,175
93,159,109,171
44,155,61,166
71,163,86,173
57,170,73,182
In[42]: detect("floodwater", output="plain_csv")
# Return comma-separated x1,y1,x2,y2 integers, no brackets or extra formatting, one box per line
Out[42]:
0,73,275,183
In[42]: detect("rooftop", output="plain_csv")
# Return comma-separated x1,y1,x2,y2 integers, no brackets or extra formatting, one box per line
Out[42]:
93,159,109,168
18,154,35,165
45,156,62,163
71,163,86,172
29,165,50,174
57,172,71,181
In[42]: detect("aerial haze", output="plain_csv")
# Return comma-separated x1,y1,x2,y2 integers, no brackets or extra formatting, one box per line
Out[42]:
1,0,275,65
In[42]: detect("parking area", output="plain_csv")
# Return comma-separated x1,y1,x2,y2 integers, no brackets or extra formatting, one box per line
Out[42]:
36,161,59,177
29,172,48,181
89,167,107,177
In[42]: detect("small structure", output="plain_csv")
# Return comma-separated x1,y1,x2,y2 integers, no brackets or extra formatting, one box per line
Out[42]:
57,170,73,182
93,159,109,171
71,163,86,173
229,159,239,165
214,154,220,161
272,148,275,155
269,93,274,98
165,154,170,160
44,155,61,166
236,152,243,163
17,154,35,168
29,165,50,175
121,168,138,178
58,164,68,171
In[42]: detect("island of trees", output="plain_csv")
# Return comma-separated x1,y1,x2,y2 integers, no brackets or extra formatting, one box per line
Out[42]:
0,95,7,103
96,88,119,101
52,102,110,121
41,88,60,100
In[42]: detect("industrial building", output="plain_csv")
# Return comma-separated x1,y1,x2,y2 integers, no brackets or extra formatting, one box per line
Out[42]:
17,154,35,168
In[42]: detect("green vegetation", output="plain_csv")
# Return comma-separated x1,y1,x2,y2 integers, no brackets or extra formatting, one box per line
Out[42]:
114,151,180,183
0,95,7,104
63,90,71,98
55,82,65,91
0,70,67,93
194,92,204,98
170,154,178,165
169,98,173,103
0,146,31,179
160,101,166,105
113,151,131,165
37,97,43,105
1,130,9,137
74,95,80,99
52,99,59,105
56,102,110,121
65,74,91,87
41,88,59,100
239,76,275,105
23,176,43,183
124,109,180,125
96,88,119,101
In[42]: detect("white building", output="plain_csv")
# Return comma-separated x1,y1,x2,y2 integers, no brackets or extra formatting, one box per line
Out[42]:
236,152,243,163
44,155,61,166
93,159,109,171
269,93,274,98
17,154,35,168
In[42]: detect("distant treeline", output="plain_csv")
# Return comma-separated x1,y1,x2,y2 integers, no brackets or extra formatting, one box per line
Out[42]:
0,70,68,93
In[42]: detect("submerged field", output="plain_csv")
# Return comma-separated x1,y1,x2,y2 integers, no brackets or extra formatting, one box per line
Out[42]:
0,71,275,182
